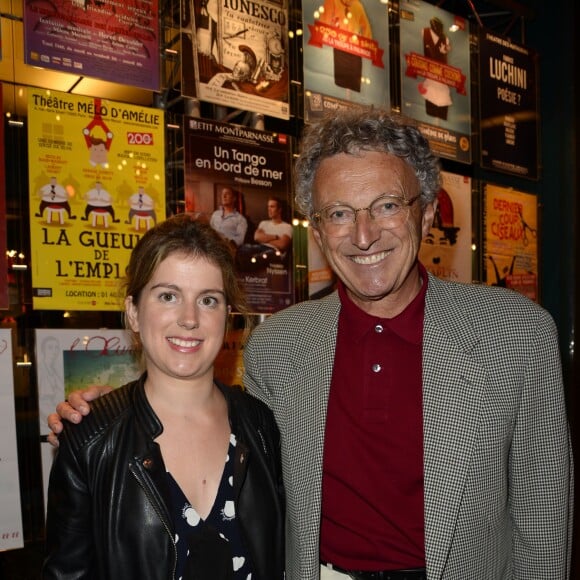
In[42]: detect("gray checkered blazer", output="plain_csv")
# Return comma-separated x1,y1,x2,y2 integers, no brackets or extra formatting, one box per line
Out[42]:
243,273,573,579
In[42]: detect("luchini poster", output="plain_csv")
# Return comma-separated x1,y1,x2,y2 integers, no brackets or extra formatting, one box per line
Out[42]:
183,117,293,313
28,89,165,311
479,31,539,179
419,170,472,283
302,0,390,122
183,0,290,119
484,183,538,302
24,0,160,90
399,0,471,163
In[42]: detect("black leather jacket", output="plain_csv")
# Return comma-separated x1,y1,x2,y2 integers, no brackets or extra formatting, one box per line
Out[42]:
43,375,285,580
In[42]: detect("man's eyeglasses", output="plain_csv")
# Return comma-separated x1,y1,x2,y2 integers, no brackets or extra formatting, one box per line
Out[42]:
311,194,420,237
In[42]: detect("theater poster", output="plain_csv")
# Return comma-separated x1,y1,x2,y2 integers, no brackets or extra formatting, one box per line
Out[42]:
483,183,538,301
24,0,160,90
183,0,290,119
302,0,390,122
0,330,24,550
35,328,140,436
419,170,472,283
0,83,7,310
479,31,539,179
308,227,335,299
214,327,245,387
184,117,293,314
28,89,165,311
399,0,471,163
35,328,141,514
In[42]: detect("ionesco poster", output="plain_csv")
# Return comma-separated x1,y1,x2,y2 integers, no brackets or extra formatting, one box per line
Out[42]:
184,0,290,119
28,89,165,311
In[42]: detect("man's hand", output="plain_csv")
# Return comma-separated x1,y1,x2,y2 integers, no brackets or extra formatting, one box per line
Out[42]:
46,385,113,447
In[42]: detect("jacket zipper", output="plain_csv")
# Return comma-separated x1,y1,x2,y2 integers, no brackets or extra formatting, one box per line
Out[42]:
129,460,178,579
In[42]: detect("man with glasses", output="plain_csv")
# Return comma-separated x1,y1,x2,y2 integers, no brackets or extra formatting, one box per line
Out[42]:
244,109,572,579
48,108,572,580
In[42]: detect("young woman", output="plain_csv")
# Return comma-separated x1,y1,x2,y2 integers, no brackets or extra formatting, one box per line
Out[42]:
43,214,284,580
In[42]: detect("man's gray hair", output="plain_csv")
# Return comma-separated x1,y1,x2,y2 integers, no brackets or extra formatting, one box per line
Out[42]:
294,108,441,217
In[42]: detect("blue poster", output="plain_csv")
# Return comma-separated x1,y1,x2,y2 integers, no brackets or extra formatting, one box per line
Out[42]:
399,0,471,163
302,0,390,122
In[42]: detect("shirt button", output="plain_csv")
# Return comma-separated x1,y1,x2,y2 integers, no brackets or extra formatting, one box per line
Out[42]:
372,363,382,373
374,324,383,333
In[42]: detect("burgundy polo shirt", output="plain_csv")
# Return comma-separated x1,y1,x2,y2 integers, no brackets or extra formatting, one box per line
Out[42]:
320,266,428,571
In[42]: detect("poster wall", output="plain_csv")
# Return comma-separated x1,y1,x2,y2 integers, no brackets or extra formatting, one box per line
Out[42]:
24,0,160,90
399,0,471,163
28,89,165,311
184,117,293,313
419,171,472,283
183,0,290,119
0,329,24,550
479,31,539,179
302,0,390,122
483,183,538,301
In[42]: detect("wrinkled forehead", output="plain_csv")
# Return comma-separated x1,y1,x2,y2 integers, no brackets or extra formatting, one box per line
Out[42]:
313,151,420,196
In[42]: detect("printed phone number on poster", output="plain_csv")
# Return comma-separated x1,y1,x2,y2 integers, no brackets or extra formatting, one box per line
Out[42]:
64,290,123,299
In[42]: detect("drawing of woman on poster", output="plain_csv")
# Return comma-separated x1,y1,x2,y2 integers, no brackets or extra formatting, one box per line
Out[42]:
37,335,64,434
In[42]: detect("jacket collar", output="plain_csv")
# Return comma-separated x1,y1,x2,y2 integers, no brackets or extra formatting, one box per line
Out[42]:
132,374,243,440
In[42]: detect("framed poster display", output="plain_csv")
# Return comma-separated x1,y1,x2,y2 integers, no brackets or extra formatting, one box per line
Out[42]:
28,89,165,311
399,0,471,163
183,0,290,119
35,328,141,514
302,0,390,122
0,84,7,309
184,117,293,314
479,31,539,179
24,0,160,90
419,170,472,283
35,328,141,437
483,183,538,301
0,329,24,550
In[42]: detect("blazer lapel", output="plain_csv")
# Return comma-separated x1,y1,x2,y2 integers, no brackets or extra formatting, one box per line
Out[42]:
283,296,340,579
422,276,487,579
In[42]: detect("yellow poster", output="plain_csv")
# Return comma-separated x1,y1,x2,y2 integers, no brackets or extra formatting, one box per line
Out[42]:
484,183,538,301
28,90,165,310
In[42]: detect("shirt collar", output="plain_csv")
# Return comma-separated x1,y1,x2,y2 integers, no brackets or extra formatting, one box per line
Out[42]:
338,263,428,345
